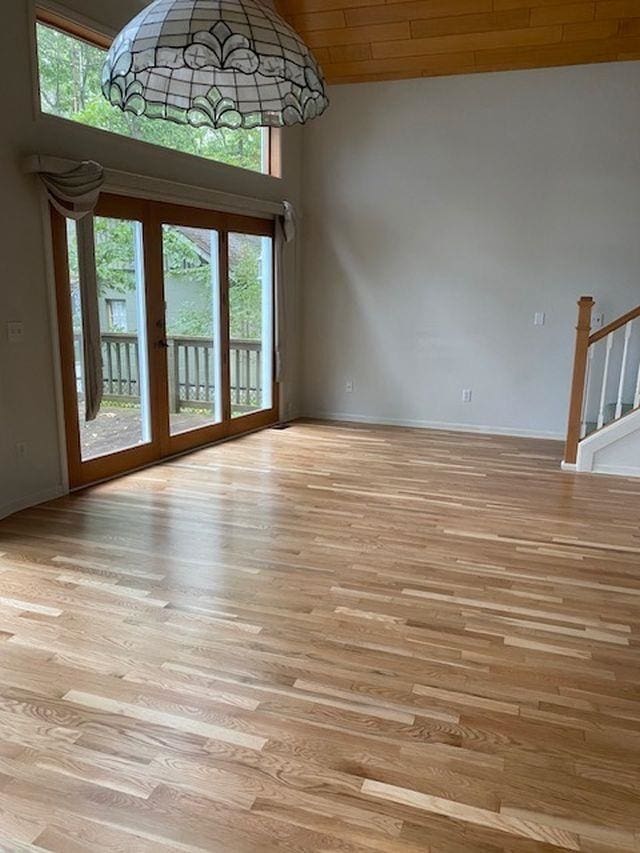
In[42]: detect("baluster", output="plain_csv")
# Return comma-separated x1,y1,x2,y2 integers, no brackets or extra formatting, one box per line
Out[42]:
115,339,123,396
106,341,114,395
235,348,240,406
184,345,190,402
95,339,101,394
98,340,104,395
166,339,176,414
245,348,251,407
257,349,262,402
204,345,210,403
229,344,233,403
597,332,614,429
194,344,201,402
615,321,633,420
133,343,139,400
580,347,594,439
178,342,184,407
125,341,133,397
229,344,235,404
635,356,640,410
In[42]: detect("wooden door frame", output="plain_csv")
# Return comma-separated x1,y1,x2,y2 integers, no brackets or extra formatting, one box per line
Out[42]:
51,194,279,490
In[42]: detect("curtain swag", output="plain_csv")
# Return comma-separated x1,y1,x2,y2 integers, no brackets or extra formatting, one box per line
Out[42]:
38,161,105,422
39,160,105,221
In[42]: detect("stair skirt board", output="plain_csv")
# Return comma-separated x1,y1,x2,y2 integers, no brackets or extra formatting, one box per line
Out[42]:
576,407,640,477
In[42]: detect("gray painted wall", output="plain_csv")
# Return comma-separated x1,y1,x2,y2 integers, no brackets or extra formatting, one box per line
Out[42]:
300,62,640,439
0,0,302,518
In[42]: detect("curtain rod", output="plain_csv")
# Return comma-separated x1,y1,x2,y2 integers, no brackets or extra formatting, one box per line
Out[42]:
23,155,285,220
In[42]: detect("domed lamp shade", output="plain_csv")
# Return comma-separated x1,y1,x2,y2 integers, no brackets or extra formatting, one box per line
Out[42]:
101,0,329,129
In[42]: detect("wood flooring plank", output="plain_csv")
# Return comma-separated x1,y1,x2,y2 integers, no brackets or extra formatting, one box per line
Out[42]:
361,778,582,849
62,691,267,751
0,421,639,851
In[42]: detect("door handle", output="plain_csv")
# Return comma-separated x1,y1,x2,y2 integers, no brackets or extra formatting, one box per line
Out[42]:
156,339,169,349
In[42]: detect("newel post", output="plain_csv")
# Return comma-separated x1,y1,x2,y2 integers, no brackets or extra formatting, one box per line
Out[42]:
167,339,180,414
564,296,595,465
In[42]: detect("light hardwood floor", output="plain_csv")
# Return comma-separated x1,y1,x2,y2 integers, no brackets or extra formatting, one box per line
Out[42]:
0,421,639,852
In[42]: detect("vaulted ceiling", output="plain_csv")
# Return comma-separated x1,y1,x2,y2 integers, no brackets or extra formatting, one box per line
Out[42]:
276,0,640,84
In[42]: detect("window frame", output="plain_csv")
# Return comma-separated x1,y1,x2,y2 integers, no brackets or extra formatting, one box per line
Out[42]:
34,7,281,178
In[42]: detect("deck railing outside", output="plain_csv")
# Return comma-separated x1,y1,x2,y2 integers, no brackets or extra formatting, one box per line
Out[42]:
74,332,262,414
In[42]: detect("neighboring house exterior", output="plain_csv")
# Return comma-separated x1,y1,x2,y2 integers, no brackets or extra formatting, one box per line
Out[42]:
98,275,212,335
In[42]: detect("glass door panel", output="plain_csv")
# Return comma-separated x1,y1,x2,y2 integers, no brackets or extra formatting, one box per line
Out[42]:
54,197,277,489
162,225,222,437
228,233,274,418
68,216,151,462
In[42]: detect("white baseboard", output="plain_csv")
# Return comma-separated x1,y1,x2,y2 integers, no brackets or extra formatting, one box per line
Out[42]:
303,410,564,441
0,485,67,521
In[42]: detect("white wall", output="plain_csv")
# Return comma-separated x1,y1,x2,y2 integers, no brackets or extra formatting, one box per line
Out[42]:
0,0,302,518
300,62,640,439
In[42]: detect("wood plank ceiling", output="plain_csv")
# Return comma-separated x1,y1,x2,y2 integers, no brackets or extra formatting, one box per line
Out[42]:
276,0,640,84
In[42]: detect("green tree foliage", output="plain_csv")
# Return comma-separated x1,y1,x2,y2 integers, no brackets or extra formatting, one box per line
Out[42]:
40,24,268,340
229,235,264,339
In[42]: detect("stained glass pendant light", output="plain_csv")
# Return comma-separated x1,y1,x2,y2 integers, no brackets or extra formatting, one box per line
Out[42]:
102,0,329,129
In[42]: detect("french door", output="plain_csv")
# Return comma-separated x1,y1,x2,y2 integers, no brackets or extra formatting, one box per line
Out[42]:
52,194,277,488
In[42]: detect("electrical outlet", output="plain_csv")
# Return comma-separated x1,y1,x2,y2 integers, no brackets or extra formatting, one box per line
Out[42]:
345,380,354,393
7,321,24,343
462,389,472,403
15,442,27,459
534,312,545,326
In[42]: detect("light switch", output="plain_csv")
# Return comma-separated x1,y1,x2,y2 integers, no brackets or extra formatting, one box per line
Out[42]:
534,312,545,326
7,321,24,343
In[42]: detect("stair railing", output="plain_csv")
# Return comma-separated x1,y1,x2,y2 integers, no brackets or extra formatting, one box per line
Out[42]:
565,296,640,464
